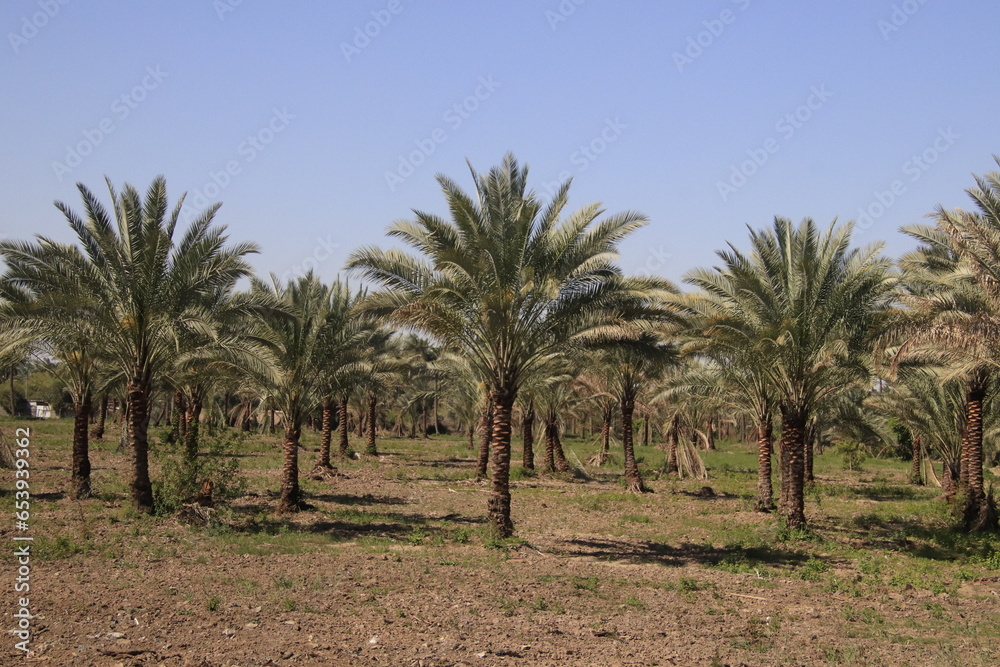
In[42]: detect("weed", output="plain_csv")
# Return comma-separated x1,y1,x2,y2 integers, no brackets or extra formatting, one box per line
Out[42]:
572,576,601,594
797,557,829,581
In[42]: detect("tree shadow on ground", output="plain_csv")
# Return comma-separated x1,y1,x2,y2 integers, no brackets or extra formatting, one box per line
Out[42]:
311,493,409,506
554,537,810,569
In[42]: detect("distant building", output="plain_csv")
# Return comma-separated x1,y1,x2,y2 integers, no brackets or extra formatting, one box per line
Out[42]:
28,400,54,419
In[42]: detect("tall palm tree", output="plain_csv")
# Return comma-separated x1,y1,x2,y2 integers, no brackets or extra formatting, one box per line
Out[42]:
686,217,893,529
348,153,671,536
0,177,259,512
894,164,1000,528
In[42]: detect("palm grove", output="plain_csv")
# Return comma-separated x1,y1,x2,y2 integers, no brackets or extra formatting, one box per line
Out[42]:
3,153,1000,537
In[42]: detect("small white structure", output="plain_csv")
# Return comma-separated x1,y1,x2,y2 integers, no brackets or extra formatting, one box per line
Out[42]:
28,401,53,419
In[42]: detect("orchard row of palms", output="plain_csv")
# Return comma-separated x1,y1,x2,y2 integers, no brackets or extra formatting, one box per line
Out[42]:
3,154,1000,536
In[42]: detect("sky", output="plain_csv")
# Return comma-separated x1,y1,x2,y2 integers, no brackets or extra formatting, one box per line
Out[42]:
2,0,999,287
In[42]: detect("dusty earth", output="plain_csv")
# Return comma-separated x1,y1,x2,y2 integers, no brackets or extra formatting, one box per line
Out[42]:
2,420,1000,666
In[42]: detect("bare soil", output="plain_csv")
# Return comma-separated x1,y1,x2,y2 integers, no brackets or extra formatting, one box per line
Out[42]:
2,421,999,666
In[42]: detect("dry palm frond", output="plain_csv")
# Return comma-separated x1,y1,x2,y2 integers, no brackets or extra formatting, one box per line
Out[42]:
676,436,708,480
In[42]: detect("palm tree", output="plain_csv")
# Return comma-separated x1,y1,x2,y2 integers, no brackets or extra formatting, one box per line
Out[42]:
0,177,259,512
355,328,402,456
679,292,778,510
867,369,980,493
0,298,101,498
348,153,670,536
313,284,368,470
592,330,679,492
250,273,361,513
895,172,1000,528
686,217,893,529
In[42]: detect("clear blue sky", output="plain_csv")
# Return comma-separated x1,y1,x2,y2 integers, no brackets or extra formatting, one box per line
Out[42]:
2,1,998,286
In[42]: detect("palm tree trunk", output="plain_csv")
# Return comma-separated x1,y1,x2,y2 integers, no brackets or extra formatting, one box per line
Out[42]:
780,405,807,530
642,413,650,447
595,405,612,466
522,404,535,470
622,395,645,493
910,434,922,485
422,406,429,439
317,396,333,468
962,373,995,531
467,425,474,451
477,399,493,479
91,392,108,440
804,428,815,484
177,392,188,442
942,459,957,499
366,393,378,455
667,415,679,475
277,421,301,513
8,365,15,416
544,412,557,473
487,388,516,537
184,389,203,464
755,412,774,512
433,378,440,435
127,378,154,513
553,417,569,472
338,393,351,457
71,388,92,500
704,419,716,450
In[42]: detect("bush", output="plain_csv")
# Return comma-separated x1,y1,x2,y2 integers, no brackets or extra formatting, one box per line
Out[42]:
153,429,247,514
838,440,867,472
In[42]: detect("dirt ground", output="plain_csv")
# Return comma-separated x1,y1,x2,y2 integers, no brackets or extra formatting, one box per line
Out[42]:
2,421,1000,666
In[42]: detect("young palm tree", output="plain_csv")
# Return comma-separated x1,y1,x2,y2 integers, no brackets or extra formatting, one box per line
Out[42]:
313,285,368,470
679,296,777,510
355,328,402,456
686,217,893,529
0,299,101,498
348,153,671,536
250,273,363,513
592,330,679,492
0,177,259,512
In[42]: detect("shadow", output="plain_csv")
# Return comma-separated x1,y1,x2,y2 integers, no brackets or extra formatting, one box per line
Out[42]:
35,492,66,501
412,457,476,469
311,493,409,506
554,537,810,569
842,485,930,501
